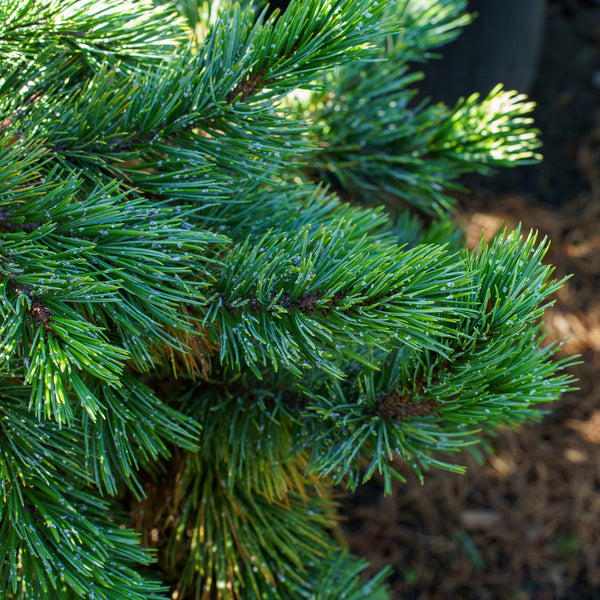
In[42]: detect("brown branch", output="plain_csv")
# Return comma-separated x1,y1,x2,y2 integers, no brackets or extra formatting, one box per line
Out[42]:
219,285,387,319
29,298,55,337
376,387,441,420
2,272,59,339
226,68,269,103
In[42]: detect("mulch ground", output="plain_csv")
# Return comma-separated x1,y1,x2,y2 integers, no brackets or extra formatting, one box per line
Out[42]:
342,2,600,598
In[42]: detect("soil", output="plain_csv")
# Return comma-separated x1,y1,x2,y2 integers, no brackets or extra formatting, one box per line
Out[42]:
342,2,600,598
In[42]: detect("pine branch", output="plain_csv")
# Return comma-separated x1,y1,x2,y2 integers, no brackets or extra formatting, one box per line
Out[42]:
393,0,471,63
147,452,337,599
0,0,187,75
82,374,202,497
176,369,311,498
1,135,227,420
208,216,474,377
302,61,540,215
301,230,576,492
1,484,166,600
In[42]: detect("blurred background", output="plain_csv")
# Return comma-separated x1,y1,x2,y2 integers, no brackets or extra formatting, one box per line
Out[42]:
341,1,600,598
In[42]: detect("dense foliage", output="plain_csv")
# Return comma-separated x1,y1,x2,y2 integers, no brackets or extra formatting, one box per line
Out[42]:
0,0,574,598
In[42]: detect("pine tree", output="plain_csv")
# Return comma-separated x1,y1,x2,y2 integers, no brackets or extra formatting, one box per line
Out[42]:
0,0,574,598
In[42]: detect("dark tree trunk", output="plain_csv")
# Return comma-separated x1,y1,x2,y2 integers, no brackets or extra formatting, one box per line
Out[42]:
419,0,547,104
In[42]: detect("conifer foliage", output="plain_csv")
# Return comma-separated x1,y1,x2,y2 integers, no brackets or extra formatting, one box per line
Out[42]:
0,0,574,598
